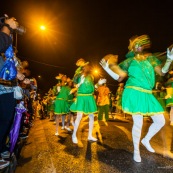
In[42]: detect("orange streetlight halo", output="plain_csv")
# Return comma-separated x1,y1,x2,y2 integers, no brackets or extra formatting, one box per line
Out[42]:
40,25,46,30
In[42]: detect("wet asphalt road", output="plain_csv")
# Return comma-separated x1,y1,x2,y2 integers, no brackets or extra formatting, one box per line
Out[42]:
15,113,173,173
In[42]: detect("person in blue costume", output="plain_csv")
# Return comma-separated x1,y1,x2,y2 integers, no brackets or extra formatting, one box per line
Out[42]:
100,35,173,162
0,17,20,169
70,59,98,144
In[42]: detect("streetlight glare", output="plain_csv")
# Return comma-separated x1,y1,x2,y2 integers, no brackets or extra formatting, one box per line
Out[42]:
40,25,46,30
92,66,103,78
94,69,99,74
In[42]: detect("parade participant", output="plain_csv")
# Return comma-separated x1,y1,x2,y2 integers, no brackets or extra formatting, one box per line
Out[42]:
96,78,110,121
70,59,98,144
165,71,173,125
47,94,55,121
65,78,75,131
100,34,173,162
115,83,124,114
54,74,71,136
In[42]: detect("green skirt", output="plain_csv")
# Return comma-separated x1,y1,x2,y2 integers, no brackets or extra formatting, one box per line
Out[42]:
153,92,166,110
54,98,69,114
122,87,164,116
70,94,97,114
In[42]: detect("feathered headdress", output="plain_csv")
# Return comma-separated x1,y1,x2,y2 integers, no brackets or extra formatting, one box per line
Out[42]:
73,58,89,84
128,34,151,51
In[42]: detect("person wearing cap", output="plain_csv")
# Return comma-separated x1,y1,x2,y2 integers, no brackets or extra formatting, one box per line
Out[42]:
70,59,98,144
96,78,110,122
100,34,173,162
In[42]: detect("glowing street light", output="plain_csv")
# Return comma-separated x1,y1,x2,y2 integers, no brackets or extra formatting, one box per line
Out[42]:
94,69,99,74
40,25,46,31
92,68,101,77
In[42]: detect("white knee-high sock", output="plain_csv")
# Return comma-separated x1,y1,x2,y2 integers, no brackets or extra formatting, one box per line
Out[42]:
132,114,143,153
144,114,165,141
72,112,83,137
88,114,94,137
66,113,72,127
61,115,66,127
55,115,60,132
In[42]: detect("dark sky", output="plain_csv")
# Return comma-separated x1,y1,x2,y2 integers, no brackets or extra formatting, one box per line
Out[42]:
0,0,173,94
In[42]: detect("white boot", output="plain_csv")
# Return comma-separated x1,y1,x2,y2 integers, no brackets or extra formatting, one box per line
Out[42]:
55,114,60,135
142,114,165,152
61,115,66,129
55,132,59,136
72,113,83,144
141,138,155,153
72,135,78,144
133,151,141,163
132,115,143,162
88,114,97,142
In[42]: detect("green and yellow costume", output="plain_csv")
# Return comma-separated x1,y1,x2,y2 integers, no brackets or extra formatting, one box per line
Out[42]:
54,86,71,115
70,75,97,114
119,56,164,116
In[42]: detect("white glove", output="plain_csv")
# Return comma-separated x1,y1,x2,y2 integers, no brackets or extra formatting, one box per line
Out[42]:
57,86,61,92
100,59,119,80
80,75,85,84
69,88,77,94
100,59,109,70
167,47,173,60
77,75,85,88
95,84,98,89
98,78,106,85
162,48,173,73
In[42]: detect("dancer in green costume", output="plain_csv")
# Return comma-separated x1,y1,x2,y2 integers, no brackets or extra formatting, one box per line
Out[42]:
54,75,71,136
165,72,173,125
70,59,97,144
115,83,124,113
100,34,173,162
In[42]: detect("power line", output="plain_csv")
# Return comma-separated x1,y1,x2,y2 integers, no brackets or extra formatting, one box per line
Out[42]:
18,56,65,68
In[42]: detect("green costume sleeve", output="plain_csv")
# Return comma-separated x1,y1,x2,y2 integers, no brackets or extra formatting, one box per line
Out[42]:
147,56,162,68
118,57,134,73
125,51,135,59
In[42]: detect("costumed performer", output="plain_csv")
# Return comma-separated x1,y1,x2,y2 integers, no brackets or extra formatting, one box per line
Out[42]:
54,74,71,136
100,34,173,162
70,59,98,144
95,78,110,122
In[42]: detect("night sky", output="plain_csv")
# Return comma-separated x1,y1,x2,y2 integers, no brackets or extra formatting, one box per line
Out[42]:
0,0,173,94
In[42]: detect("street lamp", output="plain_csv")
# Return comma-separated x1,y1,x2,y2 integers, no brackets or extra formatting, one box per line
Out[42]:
40,25,46,31
92,67,102,78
